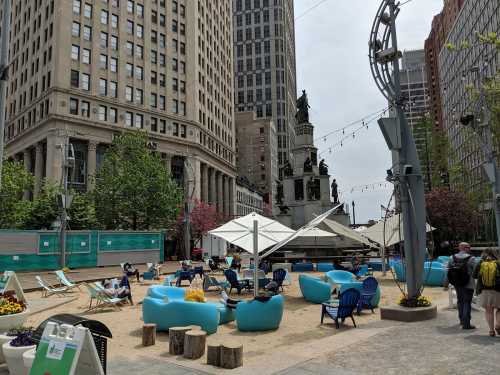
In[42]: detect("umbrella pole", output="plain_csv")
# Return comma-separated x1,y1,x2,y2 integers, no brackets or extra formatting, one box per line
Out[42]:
253,220,258,298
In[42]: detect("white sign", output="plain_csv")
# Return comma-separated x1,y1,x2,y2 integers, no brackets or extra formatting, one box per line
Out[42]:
46,340,66,360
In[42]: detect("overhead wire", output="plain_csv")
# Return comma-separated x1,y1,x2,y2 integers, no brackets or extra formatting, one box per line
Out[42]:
295,0,330,21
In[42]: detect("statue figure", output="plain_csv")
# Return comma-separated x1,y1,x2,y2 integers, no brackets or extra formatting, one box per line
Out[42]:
283,160,293,177
275,182,284,205
319,159,329,176
306,178,315,201
331,179,339,204
296,90,310,124
304,157,313,173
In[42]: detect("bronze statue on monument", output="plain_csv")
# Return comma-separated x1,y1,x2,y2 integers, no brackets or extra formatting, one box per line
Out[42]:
296,90,310,124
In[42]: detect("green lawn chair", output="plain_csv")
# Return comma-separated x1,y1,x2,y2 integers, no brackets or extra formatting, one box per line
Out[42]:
55,270,81,291
35,276,69,297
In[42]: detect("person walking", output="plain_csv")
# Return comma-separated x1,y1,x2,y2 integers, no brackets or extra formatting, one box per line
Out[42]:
472,248,500,337
447,242,477,329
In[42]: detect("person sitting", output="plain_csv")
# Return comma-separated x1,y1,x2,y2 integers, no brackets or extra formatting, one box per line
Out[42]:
333,259,349,271
231,254,242,273
102,276,133,305
123,262,140,282
351,256,362,276
148,262,160,279
181,260,192,271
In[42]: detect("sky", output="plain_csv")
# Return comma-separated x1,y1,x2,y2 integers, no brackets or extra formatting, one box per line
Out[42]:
294,0,444,223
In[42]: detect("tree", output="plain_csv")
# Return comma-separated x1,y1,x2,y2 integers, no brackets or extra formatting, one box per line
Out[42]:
25,182,59,230
0,160,33,229
175,200,221,243
67,191,97,230
426,187,480,242
94,131,183,230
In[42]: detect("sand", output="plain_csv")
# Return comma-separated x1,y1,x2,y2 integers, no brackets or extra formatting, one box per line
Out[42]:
22,271,449,371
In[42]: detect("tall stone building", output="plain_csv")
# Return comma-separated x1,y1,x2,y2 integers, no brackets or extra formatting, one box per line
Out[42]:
233,0,297,180
439,0,499,199
1,0,237,217
235,111,278,208
424,0,464,132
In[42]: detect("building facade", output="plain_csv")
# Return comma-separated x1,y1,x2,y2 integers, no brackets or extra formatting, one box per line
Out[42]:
439,0,499,198
2,0,237,217
233,0,296,180
235,176,264,216
424,0,464,131
235,111,277,208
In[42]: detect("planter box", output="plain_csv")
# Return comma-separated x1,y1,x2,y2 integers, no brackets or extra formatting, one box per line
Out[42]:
22,347,36,373
2,341,36,375
0,309,30,332
0,333,13,364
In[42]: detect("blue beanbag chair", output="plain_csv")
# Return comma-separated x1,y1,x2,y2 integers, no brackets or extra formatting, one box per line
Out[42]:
316,263,335,272
147,286,186,300
235,295,284,331
292,263,314,272
142,297,220,334
325,270,362,293
299,274,332,304
392,261,447,287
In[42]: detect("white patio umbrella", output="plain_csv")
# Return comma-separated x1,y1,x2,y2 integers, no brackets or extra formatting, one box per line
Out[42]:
209,212,295,296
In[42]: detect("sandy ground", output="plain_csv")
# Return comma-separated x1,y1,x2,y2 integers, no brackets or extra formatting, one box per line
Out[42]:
22,271,449,369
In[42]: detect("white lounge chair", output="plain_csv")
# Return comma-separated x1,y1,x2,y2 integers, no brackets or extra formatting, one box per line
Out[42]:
36,276,69,297
84,283,127,312
55,270,81,291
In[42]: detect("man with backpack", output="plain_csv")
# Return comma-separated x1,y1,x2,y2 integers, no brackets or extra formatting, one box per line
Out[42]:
447,242,477,329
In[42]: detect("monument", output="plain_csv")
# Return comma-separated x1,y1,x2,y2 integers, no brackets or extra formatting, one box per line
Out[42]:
277,91,349,229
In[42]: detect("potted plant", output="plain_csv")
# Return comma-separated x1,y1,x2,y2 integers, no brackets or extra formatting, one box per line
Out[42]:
0,292,30,332
2,327,36,375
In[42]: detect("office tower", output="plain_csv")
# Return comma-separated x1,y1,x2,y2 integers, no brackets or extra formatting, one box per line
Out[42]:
2,0,236,216
233,0,297,182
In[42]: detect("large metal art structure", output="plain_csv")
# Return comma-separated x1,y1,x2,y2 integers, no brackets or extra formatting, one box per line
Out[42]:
369,0,427,299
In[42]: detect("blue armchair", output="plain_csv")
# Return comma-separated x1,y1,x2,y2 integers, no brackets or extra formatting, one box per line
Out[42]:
325,270,362,294
299,274,333,304
176,271,193,287
356,277,379,314
235,295,284,331
321,288,360,328
393,261,447,286
224,269,253,295
273,268,287,292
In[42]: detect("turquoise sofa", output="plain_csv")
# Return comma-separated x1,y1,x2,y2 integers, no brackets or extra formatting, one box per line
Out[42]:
316,263,335,272
325,271,381,307
235,294,284,331
292,262,314,272
299,274,333,304
144,286,235,332
392,261,447,287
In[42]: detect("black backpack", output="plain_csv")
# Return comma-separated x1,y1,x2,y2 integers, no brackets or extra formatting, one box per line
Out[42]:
448,255,471,287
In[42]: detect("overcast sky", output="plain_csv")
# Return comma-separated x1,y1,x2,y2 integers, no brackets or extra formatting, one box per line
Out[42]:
294,0,444,223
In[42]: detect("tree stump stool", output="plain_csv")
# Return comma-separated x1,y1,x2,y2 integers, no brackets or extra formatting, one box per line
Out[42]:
220,343,243,369
206,342,222,367
142,324,156,347
183,330,207,359
169,326,193,355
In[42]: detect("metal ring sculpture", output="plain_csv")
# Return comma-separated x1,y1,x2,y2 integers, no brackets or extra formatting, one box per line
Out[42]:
368,0,401,104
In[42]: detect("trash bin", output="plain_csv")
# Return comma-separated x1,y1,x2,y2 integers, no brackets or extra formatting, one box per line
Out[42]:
32,314,112,373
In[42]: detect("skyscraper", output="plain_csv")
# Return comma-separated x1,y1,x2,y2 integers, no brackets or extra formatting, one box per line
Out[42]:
2,0,237,217
233,0,297,182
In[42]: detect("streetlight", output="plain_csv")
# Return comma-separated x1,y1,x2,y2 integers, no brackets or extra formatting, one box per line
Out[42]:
369,0,427,300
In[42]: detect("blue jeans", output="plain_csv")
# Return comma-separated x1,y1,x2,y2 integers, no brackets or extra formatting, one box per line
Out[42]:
456,287,474,327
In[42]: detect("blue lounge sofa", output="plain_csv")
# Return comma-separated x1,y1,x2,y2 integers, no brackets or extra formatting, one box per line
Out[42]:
316,263,335,272
147,285,186,300
325,270,381,307
392,261,447,287
235,294,284,331
292,262,314,272
299,274,333,304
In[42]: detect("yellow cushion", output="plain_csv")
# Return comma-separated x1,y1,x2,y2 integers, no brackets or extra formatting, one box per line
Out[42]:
185,289,206,303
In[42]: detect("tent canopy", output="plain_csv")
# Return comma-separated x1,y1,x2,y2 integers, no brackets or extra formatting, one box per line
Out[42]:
208,212,295,254
319,218,375,247
359,213,434,247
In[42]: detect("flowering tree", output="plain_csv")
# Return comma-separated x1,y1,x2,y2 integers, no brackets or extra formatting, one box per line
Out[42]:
176,199,222,243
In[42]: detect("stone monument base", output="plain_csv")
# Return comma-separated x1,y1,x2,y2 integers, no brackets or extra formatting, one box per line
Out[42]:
380,304,437,322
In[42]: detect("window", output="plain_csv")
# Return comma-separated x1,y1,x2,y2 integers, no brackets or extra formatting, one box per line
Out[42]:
173,123,179,136
136,3,143,17
180,124,186,138
135,66,143,80
69,98,78,115
111,14,119,28
135,88,143,104
70,70,79,87
110,57,118,72
84,3,92,18
126,41,133,55
125,111,133,126
110,81,117,97
81,101,90,117
82,48,91,64
71,45,80,61
83,25,92,41
135,114,143,128
73,0,81,15
126,63,133,77
136,24,143,39
99,105,107,121
151,117,158,132
160,119,166,133
127,0,134,13
135,45,143,58
125,86,133,102
100,54,108,69
99,78,107,95
110,35,118,50
150,93,157,108
81,73,90,90
72,22,80,37
172,78,178,92
127,20,134,34
100,10,108,25
159,95,165,110
172,20,178,33
172,99,178,114
100,32,108,48
109,107,117,123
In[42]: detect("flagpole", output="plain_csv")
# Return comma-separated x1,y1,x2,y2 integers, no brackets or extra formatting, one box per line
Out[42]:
253,220,258,298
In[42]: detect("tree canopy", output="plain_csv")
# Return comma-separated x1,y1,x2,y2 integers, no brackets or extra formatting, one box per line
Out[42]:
0,160,33,228
94,131,183,230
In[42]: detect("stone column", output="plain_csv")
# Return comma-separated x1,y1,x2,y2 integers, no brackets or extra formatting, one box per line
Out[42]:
164,154,172,175
23,149,32,200
209,167,216,206
187,157,201,201
229,177,235,218
201,163,209,203
45,135,64,184
87,141,98,191
34,143,44,196
223,175,230,217
217,171,223,214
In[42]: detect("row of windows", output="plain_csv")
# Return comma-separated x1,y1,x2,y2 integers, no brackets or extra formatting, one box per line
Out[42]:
235,0,272,12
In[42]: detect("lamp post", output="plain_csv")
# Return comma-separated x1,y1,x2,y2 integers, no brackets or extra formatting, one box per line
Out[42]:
0,0,12,188
369,0,427,299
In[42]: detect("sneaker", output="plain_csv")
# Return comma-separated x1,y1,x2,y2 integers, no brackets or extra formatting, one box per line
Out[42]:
462,325,476,330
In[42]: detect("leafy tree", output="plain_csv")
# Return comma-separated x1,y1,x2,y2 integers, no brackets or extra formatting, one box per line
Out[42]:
426,187,480,242
67,191,98,230
94,131,183,230
0,160,33,229
25,182,59,230
176,199,221,243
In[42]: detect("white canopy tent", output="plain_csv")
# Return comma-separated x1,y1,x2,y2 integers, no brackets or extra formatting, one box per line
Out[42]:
319,218,375,248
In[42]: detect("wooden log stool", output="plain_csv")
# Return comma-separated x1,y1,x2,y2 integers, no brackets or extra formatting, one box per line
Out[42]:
183,330,207,359
207,342,222,367
168,325,200,355
142,324,156,347
220,343,243,369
